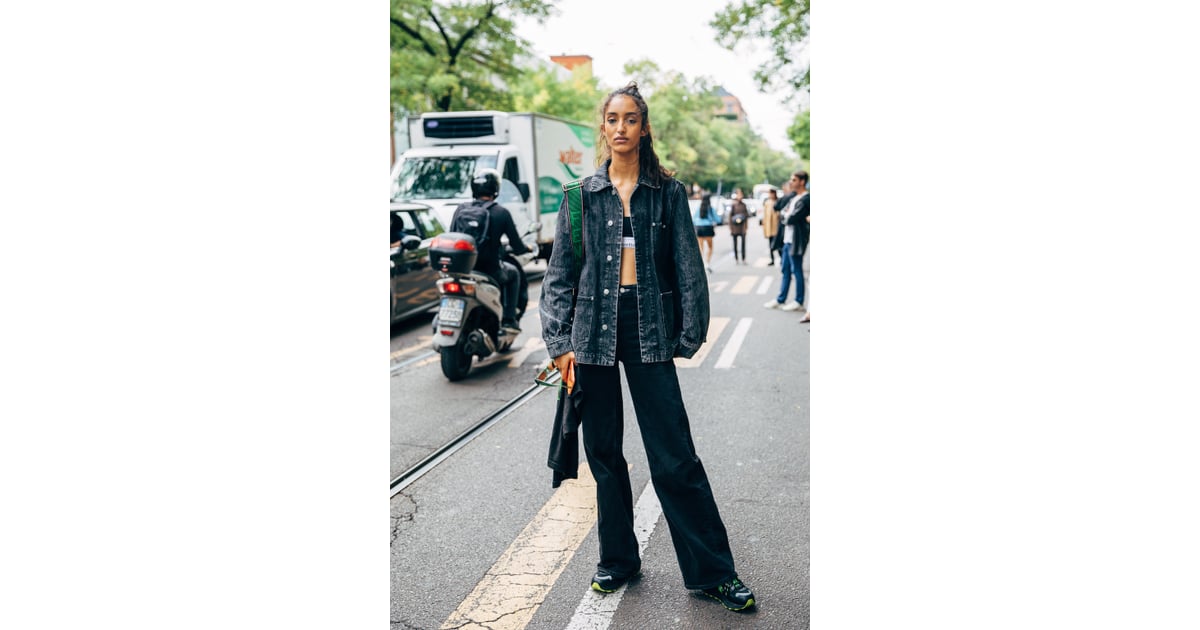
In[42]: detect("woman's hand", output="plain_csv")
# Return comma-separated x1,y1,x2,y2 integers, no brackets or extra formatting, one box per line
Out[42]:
553,351,576,393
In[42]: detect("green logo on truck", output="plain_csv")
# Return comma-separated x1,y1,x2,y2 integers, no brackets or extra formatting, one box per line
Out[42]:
538,176,564,214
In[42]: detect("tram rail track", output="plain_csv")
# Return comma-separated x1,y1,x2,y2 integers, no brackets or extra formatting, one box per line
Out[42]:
389,369,561,497
390,349,436,374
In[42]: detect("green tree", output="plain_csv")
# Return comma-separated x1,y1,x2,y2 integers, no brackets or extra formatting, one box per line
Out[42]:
507,64,605,125
619,60,795,194
626,61,725,185
710,0,809,102
390,0,554,112
787,109,810,162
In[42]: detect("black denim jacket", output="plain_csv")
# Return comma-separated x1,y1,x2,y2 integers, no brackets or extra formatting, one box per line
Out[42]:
540,161,710,365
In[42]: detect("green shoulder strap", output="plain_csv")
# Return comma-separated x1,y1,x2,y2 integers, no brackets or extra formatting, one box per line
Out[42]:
562,178,586,284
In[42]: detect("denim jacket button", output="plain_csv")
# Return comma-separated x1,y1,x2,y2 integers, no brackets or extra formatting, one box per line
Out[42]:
607,220,613,226
606,255,612,261
603,288,610,295
602,324,608,331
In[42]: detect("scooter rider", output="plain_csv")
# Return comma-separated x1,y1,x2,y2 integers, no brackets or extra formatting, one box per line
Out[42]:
451,168,531,330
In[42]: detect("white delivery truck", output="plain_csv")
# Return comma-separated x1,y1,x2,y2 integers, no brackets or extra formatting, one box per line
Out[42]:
390,111,597,260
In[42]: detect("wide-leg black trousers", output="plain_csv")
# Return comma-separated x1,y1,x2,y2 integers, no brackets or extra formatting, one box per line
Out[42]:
576,287,736,590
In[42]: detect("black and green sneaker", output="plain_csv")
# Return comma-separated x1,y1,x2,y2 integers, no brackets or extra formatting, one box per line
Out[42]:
591,566,641,593
701,576,756,611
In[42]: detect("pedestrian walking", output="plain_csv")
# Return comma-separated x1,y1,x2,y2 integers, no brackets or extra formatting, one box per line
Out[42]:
764,170,808,312
727,189,750,265
540,81,757,613
693,194,717,272
760,188,780,266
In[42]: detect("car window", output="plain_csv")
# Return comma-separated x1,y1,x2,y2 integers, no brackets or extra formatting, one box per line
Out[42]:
391,154,499,200
503,157,520,183
496,178,523,205
394,210,418,232
415,209,442,237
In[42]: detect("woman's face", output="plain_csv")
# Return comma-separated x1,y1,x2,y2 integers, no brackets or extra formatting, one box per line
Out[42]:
602,95,647,157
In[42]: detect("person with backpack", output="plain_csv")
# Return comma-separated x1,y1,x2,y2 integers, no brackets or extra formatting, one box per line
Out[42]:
540,82,757,613
727,188,750,265
449,168,531,330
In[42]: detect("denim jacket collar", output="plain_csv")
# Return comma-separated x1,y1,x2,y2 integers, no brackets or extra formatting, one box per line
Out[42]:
585,158,663,193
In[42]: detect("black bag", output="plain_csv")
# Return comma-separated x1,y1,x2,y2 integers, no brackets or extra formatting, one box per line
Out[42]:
449,200,494,248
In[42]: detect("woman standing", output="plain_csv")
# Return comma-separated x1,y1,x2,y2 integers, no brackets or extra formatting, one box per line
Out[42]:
693,194,717,272
540,82,756,612
760,188,780,266
727,189,750,265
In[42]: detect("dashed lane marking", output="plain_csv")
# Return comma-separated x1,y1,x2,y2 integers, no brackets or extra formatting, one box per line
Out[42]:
564,481,663,630
674,316,729,369
757,276,773,295
390,336,433,361
714,317,753,369
708,280,729,294
440,466,599,630
731,275,758,295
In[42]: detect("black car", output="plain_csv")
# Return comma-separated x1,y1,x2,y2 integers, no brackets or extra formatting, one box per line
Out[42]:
391,201,446,323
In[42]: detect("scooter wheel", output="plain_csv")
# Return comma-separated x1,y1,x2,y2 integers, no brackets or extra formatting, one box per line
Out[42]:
440,341,472,381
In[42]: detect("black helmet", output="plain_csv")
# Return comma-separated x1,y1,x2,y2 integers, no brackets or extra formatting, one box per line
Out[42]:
470,168,501,199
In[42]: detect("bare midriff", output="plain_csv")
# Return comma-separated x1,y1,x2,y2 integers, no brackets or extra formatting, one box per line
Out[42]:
617,186,638,286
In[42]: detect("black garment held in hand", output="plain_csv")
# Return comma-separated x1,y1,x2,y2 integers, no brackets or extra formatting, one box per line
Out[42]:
547,380,584,488
574,289,737,590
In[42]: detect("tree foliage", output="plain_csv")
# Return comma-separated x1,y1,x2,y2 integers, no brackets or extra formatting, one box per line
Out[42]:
710,0,809,103
787,109,809,162
507,64,605,125
390,0,554,112
623,60,797,194
389,1,799,193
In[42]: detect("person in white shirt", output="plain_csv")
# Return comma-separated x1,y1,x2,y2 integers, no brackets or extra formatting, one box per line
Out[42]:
764,171,808,311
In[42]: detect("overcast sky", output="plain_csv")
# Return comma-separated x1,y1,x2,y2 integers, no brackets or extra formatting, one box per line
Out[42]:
513,0,805,157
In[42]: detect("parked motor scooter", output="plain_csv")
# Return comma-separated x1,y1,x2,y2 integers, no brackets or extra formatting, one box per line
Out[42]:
428,228,537,381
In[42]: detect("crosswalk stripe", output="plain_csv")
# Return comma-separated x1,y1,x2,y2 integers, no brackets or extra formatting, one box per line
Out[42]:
714,317,753,369
757,276,773,295
675,317,729,369
731,275,758,295
440,466,598,630
565,481,663,629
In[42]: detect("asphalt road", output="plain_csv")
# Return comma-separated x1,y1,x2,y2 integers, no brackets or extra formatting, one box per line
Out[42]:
391,227,809,629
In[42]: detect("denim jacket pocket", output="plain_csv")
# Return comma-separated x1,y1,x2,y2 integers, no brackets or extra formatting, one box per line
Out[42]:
659,289,678,341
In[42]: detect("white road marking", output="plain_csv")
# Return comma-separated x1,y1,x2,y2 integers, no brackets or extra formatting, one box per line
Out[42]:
390,336,433,360
714,317,753,369
731,275,758,295
756,276,773,295
415,355,439,368
565,481,663,630
674,317,729,369
751,257,770,268
440,467,598,630
708,280,729,294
